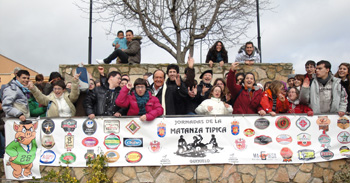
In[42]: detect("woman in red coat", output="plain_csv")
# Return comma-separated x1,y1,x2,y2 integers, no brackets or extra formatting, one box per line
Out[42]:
227,62,266,115
115,78,163,122
260,80,289,116
287,87,313,116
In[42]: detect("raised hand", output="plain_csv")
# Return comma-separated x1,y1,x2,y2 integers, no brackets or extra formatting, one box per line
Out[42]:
209,60,213,68
175,74,181,86
230,62,239,71
207,106,213,112
74,72,82,81
126,82,133,89
303,77,310,87
98,66,105,76
187,54,194,69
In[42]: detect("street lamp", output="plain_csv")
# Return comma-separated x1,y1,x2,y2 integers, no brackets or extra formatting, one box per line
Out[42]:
256,0,262,63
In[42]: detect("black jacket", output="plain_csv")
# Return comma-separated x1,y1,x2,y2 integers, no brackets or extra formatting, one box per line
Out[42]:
196,81,213,104
340,80,350,112
83,86,126,116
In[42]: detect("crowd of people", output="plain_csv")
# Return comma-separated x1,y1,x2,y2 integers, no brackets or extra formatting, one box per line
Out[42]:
0,39,349,159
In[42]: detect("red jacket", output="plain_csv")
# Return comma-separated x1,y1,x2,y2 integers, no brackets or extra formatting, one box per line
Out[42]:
227,70,263,114
287,101,313,114
260,89,289,113
115,86,164,121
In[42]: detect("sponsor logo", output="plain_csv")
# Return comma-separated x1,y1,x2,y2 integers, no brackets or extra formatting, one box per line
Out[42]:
275,116,291,130
123,138,143,147
149,140,161,153
298,149,315,161
296,117,311,131
60,152,76,164
316,116,331,131
160,154,171,164
280,147,293,162
254,135,272,145
104,151,120,163
40,150,56,164
104,120,120,133
297,133,311,147
234,138,247,150
126,120,141,135
339,146,350,157
65,133,74,151
320,149,334,160
84,149,96,162
228,153,239,163
337,131,350,144
82,118,97,135
254,118,270,130
104,133,121,149
244,128,255,137
42,135,55,149
338,117,350,129
276,134,292,145
157,122,166,137
231,121,239,135
125,151,142,163
253,151,277,160
42,119,55,134
318,130,331,148
82,137,99,147
61,119,77,132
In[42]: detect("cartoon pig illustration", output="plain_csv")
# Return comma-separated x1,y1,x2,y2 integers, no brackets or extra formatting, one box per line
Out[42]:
5,120,38,178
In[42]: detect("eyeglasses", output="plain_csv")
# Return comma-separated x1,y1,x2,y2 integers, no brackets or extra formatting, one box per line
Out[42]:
135,86,146,89
53,87,63,91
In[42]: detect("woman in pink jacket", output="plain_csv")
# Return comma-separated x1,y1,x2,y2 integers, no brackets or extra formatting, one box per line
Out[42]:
115,78,163,122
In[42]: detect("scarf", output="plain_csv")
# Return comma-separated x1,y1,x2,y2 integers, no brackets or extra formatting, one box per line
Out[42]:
135,91,150,115
317,73,331,86
15,80,31,99
287,97,300,109
272,95,277,112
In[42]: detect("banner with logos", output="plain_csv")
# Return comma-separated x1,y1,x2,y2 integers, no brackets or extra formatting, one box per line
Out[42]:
4,114,350,179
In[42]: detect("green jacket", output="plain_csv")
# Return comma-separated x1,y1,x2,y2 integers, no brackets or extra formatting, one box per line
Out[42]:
28,96,46,117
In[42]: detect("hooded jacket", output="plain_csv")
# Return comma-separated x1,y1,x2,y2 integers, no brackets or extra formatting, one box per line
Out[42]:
235,45,260,63
124,36,142,64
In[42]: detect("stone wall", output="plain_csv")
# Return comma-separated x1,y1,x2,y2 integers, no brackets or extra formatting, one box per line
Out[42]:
59,63,293,85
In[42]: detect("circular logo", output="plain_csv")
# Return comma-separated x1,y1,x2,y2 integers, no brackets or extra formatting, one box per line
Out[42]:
60,152,76,164
83,118,97,135
296,117,311,131
61,119,77,132
320,149,334,160
42,135,55,149
276,134,292,145
42,119,55,134
275,116,291,130
40,150,56,164
337,131,350,144
125,151,142,163
104,133,121,149
82,137,99,147
338,117,350,129
244,128,255,137
280,147,293,162
254,118,270,130
104,151,120,163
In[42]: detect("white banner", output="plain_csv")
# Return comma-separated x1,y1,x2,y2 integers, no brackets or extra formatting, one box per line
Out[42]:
3,114,350,180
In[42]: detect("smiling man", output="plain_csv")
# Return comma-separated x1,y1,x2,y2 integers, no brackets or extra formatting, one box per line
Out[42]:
235,42,260,64
1,70,31,121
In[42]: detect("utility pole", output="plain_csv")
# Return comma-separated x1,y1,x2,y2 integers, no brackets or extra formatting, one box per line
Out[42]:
88,0,93,64
256,0,262,63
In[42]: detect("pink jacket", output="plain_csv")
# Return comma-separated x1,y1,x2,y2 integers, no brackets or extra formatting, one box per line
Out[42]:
115,86,164,121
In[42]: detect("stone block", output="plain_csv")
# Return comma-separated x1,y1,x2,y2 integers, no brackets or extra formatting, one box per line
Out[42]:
274,73,288,82
243,65,254,73
276,66,283,72
266,169,276,180
130,66,147,75
112,172,130,183
285,164,298,179
311,177,323,183
73,167,86,180
299,163,313,173
237,165,256,175
135,166,149,173
312,166,323,178
266,164,279,169
293,172,311,183
255,67,267,80
209,166,223,181
106,167,117,180
165,166,178,172
155,172,185,183
222,164,237,178
256,165,265,168
197,165,209,179
176,167,194,180
255,169,266,183
137,172,154,182
123,167,137,179
149,166,164,177
322,169,334,183
267,69,276,79
118,66,130,73
242,174,254,183
273,167,289,182
316,162,329,168
228,172,242,183
330,159,346,171
212,66,224,73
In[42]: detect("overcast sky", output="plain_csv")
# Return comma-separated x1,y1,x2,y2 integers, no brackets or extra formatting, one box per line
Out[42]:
0,0,349,76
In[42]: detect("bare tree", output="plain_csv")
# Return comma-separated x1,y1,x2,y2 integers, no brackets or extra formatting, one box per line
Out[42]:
87,0,269,63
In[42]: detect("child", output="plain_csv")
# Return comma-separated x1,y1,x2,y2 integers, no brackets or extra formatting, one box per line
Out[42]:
112,30,127,50
195,86,233,115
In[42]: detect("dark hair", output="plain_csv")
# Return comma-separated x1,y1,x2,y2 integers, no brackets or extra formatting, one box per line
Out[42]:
90,79,96,85
35,74,44,82
208,41,228,61
117,30,124,35
121,74,130,81
143,72,152,77
209,85,224,100
16,70,30,77
107,71,121,81
244,72,256,83
245,41,254,47
126,30,134,35
287,77,295,82
235,73,245,85
153,69,166,79
317,60,331,70
294,74,305,82
52,80,66,90
121,78,129,83
213,78,226,87
166,64,179,74
49,72,63,82
264,81,272,91
134,78,147,87
305,60,316,67
335,63,350,91
288,87,300,98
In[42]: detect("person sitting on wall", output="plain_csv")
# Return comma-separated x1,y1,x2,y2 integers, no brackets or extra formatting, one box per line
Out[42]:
96,30,142,64
235,41,260,65
205,41,228,68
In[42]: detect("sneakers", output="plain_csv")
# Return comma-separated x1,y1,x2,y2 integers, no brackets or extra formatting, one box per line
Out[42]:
96,59,105,64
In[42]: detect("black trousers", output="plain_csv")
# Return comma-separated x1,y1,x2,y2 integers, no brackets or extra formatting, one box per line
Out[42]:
104,49,129,64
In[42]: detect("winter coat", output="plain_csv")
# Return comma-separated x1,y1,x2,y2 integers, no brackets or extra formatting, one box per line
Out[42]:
260,89,289,113
205,50,228,63
287,98,313,114
124,36,142,64
340,79,350,112
30,80,79,117
195,97,233,115
115,86,163,121
28,96,46,117
1,79,30,118
235,45,260,63
196,81,213,104
227,70,263,114
300,75,348,113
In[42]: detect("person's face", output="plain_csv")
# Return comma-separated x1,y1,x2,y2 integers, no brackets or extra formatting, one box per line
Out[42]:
288,88,298,101
168,69,177,81
264,84,270,91
212,87,222,98
305,64,316,75
89,80,95,90
202,73,212,84
122,75,130,81
118,32,124,39
216,42,222,52
153,71,165,88
277,85,284,96
66,83,72,89
338,65,349,79
244,74,255,88
53,85,64,97
287,79,294,87
109,74,121,86
245,44,254,55
16,74,30,86
135,84,146,96
120,80,127,88
126,31,133,42
294,79,302,87
236,75,244,85
215,80,225,91
316,64,329,79
36,80,43,85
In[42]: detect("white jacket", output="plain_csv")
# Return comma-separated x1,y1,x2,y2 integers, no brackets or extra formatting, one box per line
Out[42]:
195,97,233,115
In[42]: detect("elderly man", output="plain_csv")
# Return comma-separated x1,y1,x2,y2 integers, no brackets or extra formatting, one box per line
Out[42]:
235,41,260,64
300,60,348,116
196,70,213,104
